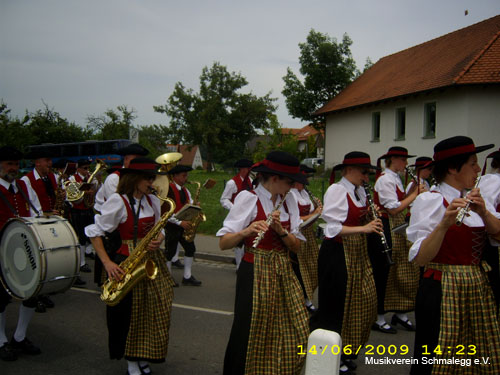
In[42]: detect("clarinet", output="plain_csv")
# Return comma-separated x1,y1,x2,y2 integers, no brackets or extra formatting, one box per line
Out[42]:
304,186,322,210
252,191,289,249
363,183,394,265
456,176,481,226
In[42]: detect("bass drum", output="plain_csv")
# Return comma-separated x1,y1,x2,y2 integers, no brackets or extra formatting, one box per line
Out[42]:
0,216,80,300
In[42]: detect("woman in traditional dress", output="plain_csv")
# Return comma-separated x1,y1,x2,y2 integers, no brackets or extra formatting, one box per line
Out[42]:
370,146,423,333
407,136,500,375
217,151,309,375
289,164,322,313
85,157,175,375
311,151,381,374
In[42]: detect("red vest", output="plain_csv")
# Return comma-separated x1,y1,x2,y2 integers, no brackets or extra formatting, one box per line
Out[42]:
168,183,190,213
374,185,405,219
298,202,311,217
230,175,252,203
116,195,155,257
27,171,57,212
243,192,291,263
332,193,367,243
0,180,31,230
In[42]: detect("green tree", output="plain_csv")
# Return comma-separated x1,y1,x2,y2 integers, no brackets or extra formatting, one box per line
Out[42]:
282,29,358,126
138,124,171,158
87,105,136,140
154,62,277,167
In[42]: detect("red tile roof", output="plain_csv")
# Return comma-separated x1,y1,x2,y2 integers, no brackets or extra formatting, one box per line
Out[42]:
282,124,323,140
315,15,500,115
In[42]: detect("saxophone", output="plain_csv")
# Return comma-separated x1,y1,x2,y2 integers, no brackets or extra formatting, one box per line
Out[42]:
100,192,176,306
182,181,205,243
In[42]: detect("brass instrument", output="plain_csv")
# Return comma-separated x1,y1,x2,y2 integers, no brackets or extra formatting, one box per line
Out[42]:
363,182,394,265
54,164,69,216
252,191,289,249
153,152,183,202
182,179,217,242
65,159,107,205
100,190,176,306
456,176,481,226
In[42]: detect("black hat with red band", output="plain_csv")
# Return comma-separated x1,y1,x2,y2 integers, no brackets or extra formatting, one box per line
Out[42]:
120,157,166,176
252,151,307,185
433,136,493,164
409,156,433,169
333,151,377,171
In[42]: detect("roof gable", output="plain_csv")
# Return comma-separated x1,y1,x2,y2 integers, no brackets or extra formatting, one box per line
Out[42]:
316,15,500,115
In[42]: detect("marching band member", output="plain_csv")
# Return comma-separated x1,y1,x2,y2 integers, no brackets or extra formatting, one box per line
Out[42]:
405,156,433,195
21,149,59,311
0,146,42,361
479,147,500,306
164,165,201,286
94,143,149,212
289,164,322,313
311,152,380,374
370,146,423,333
218,151,308,375
220,158,253,269
407,136,500,374
85,157,174,375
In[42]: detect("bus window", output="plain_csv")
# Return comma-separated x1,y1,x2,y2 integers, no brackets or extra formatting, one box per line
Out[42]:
80,142,97,158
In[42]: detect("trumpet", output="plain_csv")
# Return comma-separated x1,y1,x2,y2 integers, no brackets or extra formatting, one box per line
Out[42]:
252,191,289,249
363,182,394,265
456,176,481,226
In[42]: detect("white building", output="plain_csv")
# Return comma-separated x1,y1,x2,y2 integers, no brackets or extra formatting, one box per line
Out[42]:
315,15,500,170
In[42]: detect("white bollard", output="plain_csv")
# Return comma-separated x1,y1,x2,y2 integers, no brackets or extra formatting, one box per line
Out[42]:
304,329,342,375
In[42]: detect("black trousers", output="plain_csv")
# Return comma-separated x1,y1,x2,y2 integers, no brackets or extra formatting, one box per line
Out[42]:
367,217,393,314
223,260,254,375
483,243,500,306
164,223,196,260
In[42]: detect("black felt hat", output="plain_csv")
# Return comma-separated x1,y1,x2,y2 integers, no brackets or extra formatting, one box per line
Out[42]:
120,157,165,175
25,148,56,160
433,136,493,163
167,164,193,175
52,158,69,169
106,162,123,174
77,159,92,168
234,159,253,168
410,156,433,169
299,164,316,174
379,146,416,159
333,151,377,171
252,151,307,185
0,146,23,161
116,143,149,156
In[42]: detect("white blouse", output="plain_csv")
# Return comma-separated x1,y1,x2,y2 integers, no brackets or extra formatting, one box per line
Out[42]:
168,181,193,226
216,184,305,241
85,193,162,238
289,188,313,214
406,182,489,261
321,177,367,238
94,171,121,212
374,169,404,210
479,173,500,215
219,175,253,211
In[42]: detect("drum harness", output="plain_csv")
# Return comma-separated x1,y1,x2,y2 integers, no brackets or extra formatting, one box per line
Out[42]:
0,181,42,218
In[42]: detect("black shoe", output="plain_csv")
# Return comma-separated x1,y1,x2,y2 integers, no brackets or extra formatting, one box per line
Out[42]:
35,301,46,313
85,252,95,260
73,277,86,287
343,359,357,370
391,314,416,331
0,343,17,361
80,263,92,273
139,363,152,374
172,260,184,269
371,322,397,334
40,295,55,308
182,276,202,286
9,337,41,355
306,304,317,313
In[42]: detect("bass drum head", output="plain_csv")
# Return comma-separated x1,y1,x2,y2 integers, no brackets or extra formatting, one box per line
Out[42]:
0,218,43,299
0,216,80,300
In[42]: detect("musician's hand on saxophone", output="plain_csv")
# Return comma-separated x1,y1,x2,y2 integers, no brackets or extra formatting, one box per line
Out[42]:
180,220,193,231
147,234,165,251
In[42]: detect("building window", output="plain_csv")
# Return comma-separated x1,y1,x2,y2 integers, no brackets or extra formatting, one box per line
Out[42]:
371,112,380,142
424,102,436,138
395,107,406,141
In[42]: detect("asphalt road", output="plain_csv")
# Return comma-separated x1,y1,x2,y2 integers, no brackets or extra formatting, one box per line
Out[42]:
2,258,416,375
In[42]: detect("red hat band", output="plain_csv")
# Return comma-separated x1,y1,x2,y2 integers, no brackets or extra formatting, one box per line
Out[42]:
434,144,476,162
260,159,300,174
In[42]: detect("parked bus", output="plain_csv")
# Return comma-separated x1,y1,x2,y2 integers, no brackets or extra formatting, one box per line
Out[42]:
26,139,133,164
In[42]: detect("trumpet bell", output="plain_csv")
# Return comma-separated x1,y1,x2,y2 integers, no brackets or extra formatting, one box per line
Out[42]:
156,152,183,166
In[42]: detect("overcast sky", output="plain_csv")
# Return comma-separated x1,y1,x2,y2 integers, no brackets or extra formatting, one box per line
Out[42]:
1,0,499,131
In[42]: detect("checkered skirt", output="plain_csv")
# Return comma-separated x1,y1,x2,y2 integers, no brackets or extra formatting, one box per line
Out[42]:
245,248,309,375
427,262,500,375
384,212,419,312
342,234,377,353
297,225,319,302
125,250,175,361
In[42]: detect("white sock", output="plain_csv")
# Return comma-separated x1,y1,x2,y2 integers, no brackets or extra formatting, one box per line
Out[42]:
376,314,387,326
234,246,244,269
0,312,7,346
80,245,86,267
13,305,35,342
166,261,172,273
127,360,141,375
85,243,94,255
396,313,409,321
139,361,151,374
305,299,313,307
183,256,193,279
